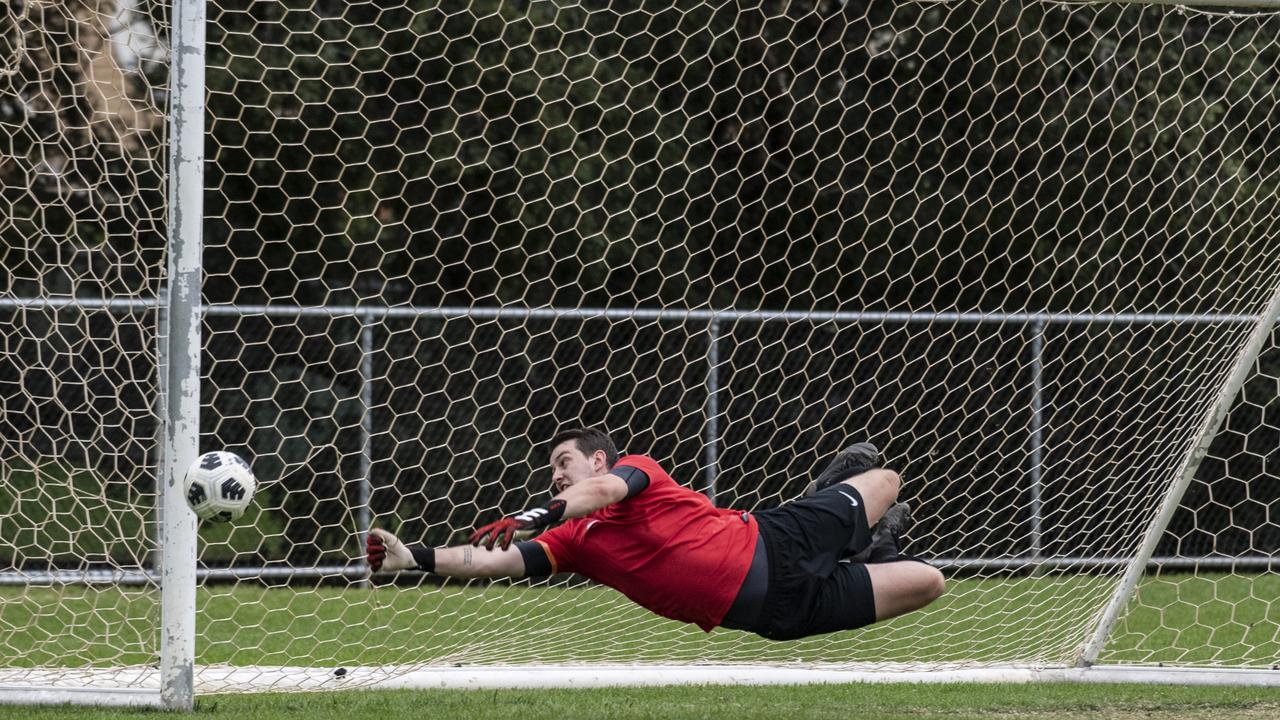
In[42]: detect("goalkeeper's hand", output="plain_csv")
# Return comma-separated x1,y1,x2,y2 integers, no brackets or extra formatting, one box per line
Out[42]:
469,499,567,551
366,528,415,572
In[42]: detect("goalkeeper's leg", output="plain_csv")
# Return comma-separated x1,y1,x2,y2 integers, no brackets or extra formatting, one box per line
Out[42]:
864,561,945,620
754,466,900,577
753,552,945,640
836,468,900,528
784,559,944,638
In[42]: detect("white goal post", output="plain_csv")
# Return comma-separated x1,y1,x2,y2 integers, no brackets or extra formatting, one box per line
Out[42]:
3,0,1280,710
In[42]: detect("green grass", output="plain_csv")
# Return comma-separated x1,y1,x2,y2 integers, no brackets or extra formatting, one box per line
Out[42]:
6,460,1276,671
1107,574,1280,665
3,572,1279,717
3,573,1279,670
3,683,1280,719
3,442,1273,718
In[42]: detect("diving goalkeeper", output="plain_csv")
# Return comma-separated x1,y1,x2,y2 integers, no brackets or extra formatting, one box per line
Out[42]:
366,428,945,640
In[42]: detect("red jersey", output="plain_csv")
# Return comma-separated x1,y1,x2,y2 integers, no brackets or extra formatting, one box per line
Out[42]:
534,454,758,631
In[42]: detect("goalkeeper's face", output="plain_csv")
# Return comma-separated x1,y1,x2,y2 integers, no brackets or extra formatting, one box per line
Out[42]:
548,440,608,493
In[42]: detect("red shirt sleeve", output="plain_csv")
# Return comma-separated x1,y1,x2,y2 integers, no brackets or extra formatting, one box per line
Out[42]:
534,519,580,575
609,456,658,499
611,455,668,490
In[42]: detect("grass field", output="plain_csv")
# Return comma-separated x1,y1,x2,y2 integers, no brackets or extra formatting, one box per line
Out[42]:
5,573,1279,668
3,573,1280,717
2,682,1280,719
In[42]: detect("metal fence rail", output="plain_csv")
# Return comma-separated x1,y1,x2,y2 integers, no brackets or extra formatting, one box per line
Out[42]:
4,298,1270,581
0,297,1265,325
2,554,1275,587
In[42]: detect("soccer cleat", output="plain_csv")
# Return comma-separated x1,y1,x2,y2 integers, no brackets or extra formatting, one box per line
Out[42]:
844,501,912,563
803,442,880,497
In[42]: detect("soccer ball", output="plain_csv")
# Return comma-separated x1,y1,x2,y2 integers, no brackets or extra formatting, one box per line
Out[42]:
183,451,256,522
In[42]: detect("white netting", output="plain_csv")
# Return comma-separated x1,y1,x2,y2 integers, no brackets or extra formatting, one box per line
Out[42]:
1107,327,1280,667
0,0,166,690
3,0,1280,700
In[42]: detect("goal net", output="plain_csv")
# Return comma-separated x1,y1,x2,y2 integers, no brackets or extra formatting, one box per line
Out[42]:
3,0,1280,706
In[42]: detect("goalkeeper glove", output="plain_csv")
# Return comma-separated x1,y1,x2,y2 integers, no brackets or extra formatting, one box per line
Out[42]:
366,528,435,573
469,499,567,551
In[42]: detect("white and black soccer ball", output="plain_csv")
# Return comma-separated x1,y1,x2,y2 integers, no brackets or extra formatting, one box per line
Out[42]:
183,451,256,522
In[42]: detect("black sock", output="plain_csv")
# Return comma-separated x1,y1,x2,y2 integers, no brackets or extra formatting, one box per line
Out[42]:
893,553,932,566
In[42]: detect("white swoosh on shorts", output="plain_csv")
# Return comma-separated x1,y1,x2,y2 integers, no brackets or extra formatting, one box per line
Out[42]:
837,490,860,507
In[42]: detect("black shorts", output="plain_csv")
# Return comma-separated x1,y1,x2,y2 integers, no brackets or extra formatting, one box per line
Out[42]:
748,484,877,641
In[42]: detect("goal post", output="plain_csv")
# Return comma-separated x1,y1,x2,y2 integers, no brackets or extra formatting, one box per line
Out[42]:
157,0,205,710
0,0,205,708
4,0,1280,708
1081,282,1280,667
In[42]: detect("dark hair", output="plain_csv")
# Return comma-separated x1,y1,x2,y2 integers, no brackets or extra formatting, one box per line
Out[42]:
546,427,620,468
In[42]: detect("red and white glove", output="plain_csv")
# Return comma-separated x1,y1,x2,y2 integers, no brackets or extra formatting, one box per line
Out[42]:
366,528,419,572
469,499,567,551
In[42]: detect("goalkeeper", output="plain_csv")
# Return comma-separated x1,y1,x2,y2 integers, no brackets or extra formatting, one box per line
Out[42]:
367,428,945,640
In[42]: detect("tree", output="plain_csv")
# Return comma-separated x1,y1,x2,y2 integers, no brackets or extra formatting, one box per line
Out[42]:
0,0,165,299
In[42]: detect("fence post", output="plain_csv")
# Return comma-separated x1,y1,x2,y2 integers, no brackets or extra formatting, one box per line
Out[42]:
703,319,721,504
356,312,374,584
1029,319,1045,565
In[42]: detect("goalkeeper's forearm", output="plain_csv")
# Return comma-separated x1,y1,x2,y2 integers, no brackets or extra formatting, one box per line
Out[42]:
430,544,527,579
551,473,630,518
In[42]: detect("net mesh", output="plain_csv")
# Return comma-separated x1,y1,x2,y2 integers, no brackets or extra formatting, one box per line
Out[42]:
3,0,1280,696
0,0,166,689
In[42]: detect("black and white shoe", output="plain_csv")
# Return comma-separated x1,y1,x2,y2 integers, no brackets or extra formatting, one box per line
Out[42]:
844,501,913,564
803,442,880,497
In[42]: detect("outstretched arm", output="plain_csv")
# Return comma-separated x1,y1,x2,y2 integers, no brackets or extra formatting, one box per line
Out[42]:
434,543,525,578
365,472,630,575
554,473,630,518
367,528,526,579
470,471,641,550
367,468,647,576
